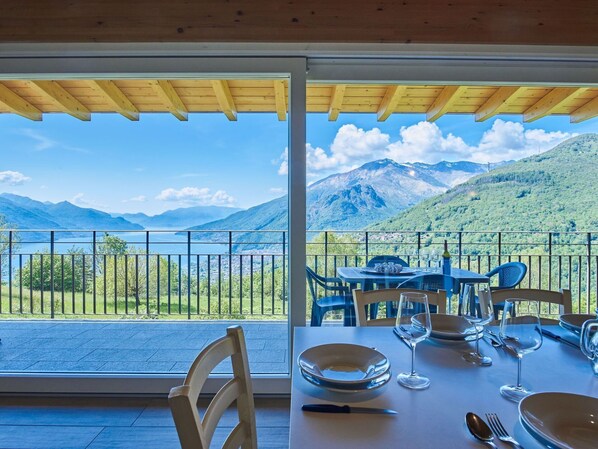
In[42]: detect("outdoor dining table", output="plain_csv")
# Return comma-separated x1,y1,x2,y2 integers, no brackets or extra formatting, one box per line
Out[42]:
336,266,490,291
289,326,598,448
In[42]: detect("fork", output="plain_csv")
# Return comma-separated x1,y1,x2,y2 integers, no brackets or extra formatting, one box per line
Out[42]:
485,413,525,449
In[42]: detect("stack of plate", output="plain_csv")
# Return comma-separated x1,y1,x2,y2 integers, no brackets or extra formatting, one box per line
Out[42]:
412,313,481,343
559,313,596,334
520,392,598,449
298,343,391,392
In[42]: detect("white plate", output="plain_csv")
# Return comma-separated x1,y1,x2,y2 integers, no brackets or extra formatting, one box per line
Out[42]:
300,368,391,393
412,313,478,340
559,313,596,334
520,392,598,449
298,343,390,385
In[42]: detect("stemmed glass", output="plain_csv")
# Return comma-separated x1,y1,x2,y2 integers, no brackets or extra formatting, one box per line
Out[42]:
395,292,432,390
429,248,440,272
459,283,493,366
419,248,429,272
499,299,543,402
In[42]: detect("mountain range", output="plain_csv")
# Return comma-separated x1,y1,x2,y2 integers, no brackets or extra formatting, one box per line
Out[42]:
116,206,242,230
372,134,598,232
185,159,502,240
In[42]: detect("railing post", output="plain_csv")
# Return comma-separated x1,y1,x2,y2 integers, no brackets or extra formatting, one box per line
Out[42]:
417,231,421,268
8,230,12,314
324,231,329,276
146,231,150,314
548,232,552,290
457,231,463,268
187,231,191,319
228,231,233,313
498,231,502,266
587,232,592,313
50,230,55,319
92,230,96,314
282,230,286,314
365,231,369,263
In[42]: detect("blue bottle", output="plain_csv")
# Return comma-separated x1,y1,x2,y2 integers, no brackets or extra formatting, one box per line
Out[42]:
442,240,451,275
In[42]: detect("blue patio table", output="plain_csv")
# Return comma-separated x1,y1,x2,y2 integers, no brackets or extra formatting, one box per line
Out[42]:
336,266,489,291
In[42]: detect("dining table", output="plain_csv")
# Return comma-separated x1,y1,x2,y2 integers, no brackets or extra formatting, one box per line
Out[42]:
336,266,490,291
289,326,598,449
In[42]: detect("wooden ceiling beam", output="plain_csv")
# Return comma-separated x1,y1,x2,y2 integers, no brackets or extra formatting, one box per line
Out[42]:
149,80,188,121
89,80,139,121
211,80,237,121
570,96,598,123
475,86,523,122
273,80,286,121
524,87,588,122
29,80,90,121
328,84,346,121
0,83,42,121
377,86,407,121
426,86,466,122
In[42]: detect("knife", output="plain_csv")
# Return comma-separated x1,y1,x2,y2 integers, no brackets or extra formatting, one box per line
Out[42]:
393,327,413,349
541,329,579,348
302,404,397,415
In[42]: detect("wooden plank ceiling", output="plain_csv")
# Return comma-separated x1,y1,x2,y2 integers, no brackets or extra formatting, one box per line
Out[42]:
0,79,596,123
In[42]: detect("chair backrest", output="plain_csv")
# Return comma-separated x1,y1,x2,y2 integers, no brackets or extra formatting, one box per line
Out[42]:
353,288,447,326
485,262,527,289
490,288,572,314
169,326,257,449
367,255,409,267
397,274,459,297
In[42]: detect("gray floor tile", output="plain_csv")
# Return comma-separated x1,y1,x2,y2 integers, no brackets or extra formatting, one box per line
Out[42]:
86,427,180,449
96,361,176,372
0,425,103,449
80,349,157,362
24,361,107,372
147,349,204,362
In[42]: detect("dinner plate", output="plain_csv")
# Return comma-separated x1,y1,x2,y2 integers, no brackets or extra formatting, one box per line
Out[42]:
300,367,392,393
360,267,413,276
520,392,598,449
412,313,479,340
559,313,596,334
298,343,390,385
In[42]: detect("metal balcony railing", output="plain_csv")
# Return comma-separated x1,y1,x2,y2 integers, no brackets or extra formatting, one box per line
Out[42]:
0,229,596,319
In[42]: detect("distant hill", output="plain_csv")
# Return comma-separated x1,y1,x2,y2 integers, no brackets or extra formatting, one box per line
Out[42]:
186,158,498,242
371,134,598,232
116,205,242,229
0,193,142,241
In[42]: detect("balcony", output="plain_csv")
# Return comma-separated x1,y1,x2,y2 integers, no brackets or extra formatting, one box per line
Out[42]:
0,229,596,374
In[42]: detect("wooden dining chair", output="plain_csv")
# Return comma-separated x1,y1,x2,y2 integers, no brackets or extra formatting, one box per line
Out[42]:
353,288,447,326
490,288,572,320
168,325,257,449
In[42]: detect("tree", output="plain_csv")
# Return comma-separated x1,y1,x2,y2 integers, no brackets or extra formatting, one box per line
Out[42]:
18,247,87,292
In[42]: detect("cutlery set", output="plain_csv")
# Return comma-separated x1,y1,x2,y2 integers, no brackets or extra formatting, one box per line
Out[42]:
466,412,524,448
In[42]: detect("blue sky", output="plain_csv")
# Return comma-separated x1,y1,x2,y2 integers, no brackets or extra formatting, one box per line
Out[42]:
0,111,596,214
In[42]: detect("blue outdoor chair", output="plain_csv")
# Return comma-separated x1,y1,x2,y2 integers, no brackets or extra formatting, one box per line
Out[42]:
365,255,410,318
485,262,527,319
306,267,355,327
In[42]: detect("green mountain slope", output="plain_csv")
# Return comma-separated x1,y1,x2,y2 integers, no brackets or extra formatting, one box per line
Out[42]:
372,134,598,232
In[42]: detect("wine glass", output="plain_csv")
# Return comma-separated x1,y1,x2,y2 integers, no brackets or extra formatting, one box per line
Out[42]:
498,299,543,402
419,248,429,272
429,248,440,272
395,292,432,390
459,283,493,366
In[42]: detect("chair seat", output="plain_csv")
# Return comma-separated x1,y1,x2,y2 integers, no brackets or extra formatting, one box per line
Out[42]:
317,295,353,308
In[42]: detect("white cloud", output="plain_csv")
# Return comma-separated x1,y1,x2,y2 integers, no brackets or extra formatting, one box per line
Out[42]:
19,129,55,151
156,187,235,206
277,119,577,177
19,129,91,154
71,193,105,209
122,195,147,203
0,171,30,185
269,187,286,195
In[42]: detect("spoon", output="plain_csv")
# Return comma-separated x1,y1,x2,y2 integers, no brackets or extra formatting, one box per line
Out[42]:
465,412,499,448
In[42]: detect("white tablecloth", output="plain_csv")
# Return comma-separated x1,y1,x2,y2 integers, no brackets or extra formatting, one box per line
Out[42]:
289,326,598,449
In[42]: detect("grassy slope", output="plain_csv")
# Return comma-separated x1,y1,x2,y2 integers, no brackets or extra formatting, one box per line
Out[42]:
372,134,598,232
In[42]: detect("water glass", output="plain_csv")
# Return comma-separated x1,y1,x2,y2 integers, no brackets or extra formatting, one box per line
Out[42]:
459,283,493,366
499,299,543,402
395,292,432,390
